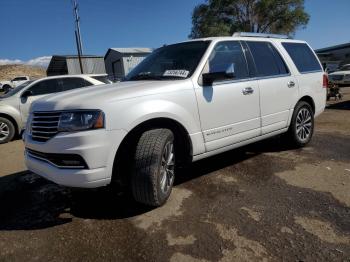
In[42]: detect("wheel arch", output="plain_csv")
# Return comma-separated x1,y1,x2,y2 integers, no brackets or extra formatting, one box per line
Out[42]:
297,95,315,114
111,117,193,185
0,113,20,135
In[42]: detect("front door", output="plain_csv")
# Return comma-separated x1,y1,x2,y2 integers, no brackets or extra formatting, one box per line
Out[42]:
194,41,261,152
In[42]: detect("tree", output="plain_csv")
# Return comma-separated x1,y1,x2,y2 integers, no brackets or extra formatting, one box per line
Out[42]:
189,0,309,38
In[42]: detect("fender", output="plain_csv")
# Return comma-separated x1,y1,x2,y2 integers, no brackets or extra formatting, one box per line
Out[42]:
0,105,22,133
105,92,206,155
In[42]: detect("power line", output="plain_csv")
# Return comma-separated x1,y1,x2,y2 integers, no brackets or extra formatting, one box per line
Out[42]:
71,0,84,74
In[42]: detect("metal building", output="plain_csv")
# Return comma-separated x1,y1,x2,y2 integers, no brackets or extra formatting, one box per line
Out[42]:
315,43,350,71
47,55,106,76
104,48,153,80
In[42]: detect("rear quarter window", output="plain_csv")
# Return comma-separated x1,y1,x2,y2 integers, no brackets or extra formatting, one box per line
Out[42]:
282,42,322,73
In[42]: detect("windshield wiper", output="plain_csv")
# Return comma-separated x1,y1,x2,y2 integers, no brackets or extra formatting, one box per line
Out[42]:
128,74,163,81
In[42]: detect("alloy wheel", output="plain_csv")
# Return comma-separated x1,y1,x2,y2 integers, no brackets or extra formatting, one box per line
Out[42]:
159,141,175,194
0,122,10,141
296,108,312,142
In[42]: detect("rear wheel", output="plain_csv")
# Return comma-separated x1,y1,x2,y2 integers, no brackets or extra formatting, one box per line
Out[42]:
0,117,15,144
286,101,314,147
131,129,175,206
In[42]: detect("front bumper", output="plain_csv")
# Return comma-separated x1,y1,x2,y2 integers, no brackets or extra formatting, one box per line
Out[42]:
24,128,127,188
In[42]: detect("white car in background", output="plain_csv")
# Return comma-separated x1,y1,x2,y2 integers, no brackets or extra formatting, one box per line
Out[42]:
0,74,110,144
0,76,30,93
328,64,350,86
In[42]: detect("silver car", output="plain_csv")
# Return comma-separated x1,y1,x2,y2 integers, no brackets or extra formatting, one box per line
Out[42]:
328,64,350,86
0,74,111,144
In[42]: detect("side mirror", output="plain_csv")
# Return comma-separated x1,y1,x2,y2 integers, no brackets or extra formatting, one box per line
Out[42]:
21,90,33,98
202,71,235,86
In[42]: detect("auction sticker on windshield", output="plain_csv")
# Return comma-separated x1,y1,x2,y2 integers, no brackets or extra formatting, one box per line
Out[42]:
163,70,189,78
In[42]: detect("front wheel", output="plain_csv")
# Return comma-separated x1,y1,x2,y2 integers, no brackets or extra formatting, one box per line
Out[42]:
286,101,314,147
2,85,11,94
131,129,175,206
0,117,15,144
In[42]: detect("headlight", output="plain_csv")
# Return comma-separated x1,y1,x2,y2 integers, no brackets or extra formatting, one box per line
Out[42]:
58,110,105,132
26,114,33,135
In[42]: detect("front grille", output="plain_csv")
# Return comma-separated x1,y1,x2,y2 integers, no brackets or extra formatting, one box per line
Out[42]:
31,112,61,142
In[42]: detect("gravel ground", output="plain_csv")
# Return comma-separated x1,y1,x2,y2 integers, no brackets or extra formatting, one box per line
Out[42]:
0,88,349,262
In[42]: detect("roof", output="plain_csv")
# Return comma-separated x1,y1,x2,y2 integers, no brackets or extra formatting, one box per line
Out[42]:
32,74,107,81
50,55,104,59
180,36,305,45
109,48,153,54
104,48,153,59
315,42,350,53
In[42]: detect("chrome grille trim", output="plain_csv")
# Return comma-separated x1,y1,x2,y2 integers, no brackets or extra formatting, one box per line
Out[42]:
31,112,61,142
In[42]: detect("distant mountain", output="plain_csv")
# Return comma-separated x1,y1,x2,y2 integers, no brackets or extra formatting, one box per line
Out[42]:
0,64,46,82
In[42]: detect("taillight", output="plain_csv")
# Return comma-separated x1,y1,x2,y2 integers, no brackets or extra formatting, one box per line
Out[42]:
323,74,329,88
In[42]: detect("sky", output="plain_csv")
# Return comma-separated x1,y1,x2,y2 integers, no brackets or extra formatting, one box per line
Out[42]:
0,0,349,67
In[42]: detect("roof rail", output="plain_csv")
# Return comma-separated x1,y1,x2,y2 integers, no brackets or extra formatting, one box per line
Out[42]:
233,32,290,39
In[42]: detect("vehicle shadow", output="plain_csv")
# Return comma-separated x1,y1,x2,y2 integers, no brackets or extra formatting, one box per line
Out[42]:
0,135,295,230
327,100,350,110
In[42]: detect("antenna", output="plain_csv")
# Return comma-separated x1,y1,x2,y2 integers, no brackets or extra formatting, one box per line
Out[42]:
72,0,84,74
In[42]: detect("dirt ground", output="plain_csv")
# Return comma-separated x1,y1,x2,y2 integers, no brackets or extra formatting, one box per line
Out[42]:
0,88,349,262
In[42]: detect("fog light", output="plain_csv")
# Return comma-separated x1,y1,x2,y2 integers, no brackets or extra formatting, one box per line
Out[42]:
61,160,83,166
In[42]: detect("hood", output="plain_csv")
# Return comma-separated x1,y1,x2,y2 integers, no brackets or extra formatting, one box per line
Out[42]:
0,94,16,103
31,80,190,112
329,71,350,75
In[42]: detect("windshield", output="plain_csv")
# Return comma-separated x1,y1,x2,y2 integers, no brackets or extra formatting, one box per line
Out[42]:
0,80,34,98
124,41,210,81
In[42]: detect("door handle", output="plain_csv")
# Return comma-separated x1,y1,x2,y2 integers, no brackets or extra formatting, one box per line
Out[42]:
287,81,295,88
242,87,254,95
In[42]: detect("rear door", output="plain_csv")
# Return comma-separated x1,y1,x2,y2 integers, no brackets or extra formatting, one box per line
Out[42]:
245,41,299,134
194,41,261,152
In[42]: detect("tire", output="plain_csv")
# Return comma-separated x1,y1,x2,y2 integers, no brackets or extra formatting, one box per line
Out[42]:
2,85,11,94
0,117,15,144
286,101,314,147
131,129,175,207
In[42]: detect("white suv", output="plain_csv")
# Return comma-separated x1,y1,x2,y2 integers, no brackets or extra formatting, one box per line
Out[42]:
0,76,30,93
24,33,327,207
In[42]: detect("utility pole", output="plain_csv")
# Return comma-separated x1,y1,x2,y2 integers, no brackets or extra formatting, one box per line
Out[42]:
72,0,84,74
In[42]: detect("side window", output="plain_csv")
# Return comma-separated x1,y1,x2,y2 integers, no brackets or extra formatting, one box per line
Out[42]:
206,41,249,81
282,42,322,73
246,41,289,77
27,79,61,96
59,78,90,92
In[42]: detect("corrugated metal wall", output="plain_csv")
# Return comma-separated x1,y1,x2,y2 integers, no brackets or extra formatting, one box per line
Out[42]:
122,56,147,75
104,50,150,80
67,57,106,75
